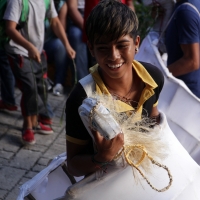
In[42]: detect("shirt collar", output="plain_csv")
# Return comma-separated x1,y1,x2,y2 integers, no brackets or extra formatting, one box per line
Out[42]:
132,60,158,89
89,60,158,113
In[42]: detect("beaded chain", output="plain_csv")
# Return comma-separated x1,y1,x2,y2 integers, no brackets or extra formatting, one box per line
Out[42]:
115,145,173,192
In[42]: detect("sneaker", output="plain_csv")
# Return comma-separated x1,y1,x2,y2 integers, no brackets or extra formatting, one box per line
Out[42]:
47,78,54,91
35,122,54,135
22,129,36,145
47,82,52,91
53,83,63,96
0,100,17,111
38,115,52,125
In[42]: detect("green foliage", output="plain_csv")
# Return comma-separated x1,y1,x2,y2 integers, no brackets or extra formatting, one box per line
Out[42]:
134,1,155,42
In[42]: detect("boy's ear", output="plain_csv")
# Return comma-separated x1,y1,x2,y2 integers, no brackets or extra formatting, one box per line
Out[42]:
135,35,140,49
87,41,95,57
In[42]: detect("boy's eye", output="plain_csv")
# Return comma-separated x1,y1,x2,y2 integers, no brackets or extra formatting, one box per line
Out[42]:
97,47,110,52
117,45,128,48
97,46,108,50
96,43,129,51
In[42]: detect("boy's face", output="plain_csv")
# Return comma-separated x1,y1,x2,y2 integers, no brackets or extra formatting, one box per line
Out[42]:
88,34,140,80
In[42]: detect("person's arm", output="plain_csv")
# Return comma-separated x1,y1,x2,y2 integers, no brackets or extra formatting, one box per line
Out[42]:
58,2,68,31
50,17,76,59
168,43,199,77
6,20,41,62
67,0,84,30
67,131,124,177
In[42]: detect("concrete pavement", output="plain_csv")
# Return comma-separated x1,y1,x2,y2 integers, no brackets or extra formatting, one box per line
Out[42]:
0,87,68,200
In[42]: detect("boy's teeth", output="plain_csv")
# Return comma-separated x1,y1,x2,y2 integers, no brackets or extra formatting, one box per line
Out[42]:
108,63,123,68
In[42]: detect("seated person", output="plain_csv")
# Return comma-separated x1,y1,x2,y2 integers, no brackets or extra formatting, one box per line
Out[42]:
66,0,164,177
44,0,75,96
67,0,89,81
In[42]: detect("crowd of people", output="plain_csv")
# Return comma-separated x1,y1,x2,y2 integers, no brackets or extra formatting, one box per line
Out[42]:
0,0,199,149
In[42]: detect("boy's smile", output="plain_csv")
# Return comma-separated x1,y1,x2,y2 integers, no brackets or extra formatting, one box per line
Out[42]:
89,34,140,80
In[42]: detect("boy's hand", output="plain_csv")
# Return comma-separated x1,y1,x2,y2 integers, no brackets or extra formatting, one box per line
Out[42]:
91,129,124,162
66,45,76,59
28,45,41,63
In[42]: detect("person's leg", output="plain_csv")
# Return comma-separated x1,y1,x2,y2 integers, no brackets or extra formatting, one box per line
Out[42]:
21,115,36,145
38,101,54,125
0,49,17,110
34,51,53,134
37,45,55,122
7,54,38,144
44,38,68,95
23,115,37,130
67,20,89,80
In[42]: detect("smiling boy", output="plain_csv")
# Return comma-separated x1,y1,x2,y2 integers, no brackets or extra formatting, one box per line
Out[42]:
66,0,164,177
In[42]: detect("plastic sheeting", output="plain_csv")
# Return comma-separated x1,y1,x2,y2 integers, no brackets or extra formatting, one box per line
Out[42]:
17,153,68,200
135,32,200,164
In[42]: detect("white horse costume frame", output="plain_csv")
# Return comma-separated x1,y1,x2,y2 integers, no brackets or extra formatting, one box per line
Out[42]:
17,113,200,200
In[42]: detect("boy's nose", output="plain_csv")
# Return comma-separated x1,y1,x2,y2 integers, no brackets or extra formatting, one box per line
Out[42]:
107,47,120,61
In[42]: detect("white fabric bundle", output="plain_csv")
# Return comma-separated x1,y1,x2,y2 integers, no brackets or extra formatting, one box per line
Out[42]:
78,97,121,140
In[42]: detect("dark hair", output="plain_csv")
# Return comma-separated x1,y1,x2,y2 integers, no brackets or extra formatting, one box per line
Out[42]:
86,0,139,45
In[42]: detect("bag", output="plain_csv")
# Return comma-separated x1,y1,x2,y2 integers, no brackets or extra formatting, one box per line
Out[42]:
0,0,50,48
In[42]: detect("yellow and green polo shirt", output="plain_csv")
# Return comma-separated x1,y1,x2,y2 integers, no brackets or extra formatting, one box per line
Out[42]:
66,60,164,146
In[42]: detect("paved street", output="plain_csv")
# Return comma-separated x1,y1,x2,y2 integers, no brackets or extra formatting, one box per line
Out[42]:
0,88,68,200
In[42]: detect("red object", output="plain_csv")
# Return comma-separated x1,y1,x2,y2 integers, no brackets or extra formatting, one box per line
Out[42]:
38,115,52,125
36,122,54,135
43,72,47,79
0,100,18,111
83,0,99,42
22,129,36,145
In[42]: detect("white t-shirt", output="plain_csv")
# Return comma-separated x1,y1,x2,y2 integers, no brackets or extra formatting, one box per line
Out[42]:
3,0,57,56
77,0,85,9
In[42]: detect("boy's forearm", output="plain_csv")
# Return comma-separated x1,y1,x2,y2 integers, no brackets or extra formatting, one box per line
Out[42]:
168,56,199,77
6,20,41,62
67,0,83,29
51,17,71,49
58,2,68,31
67,154,100,177
168,43,199,77
6,26,34,51
68,8,84,30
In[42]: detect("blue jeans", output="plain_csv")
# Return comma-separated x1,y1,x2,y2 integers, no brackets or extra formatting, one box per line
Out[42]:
44,37,68,85
0,49,16,105
67,19,88,80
